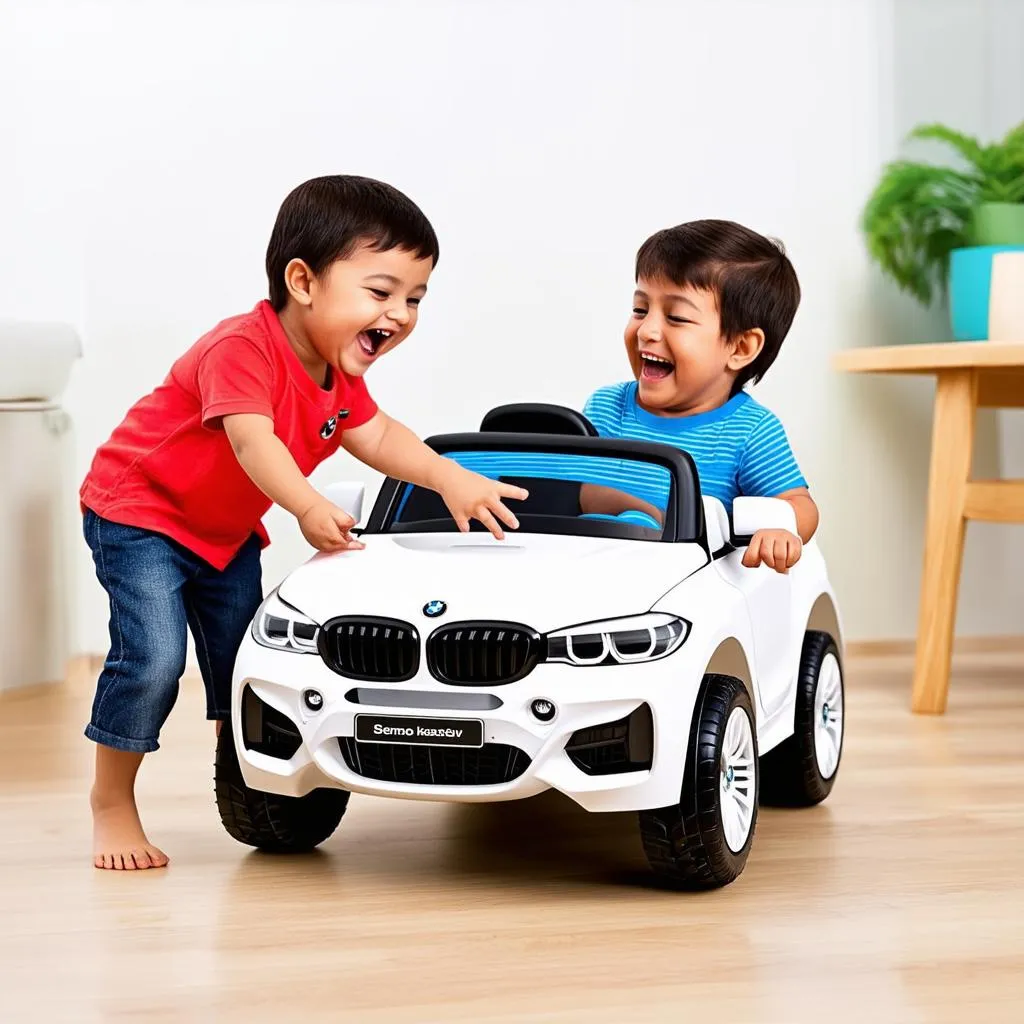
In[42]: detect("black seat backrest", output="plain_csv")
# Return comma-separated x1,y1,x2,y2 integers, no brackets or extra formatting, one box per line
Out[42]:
396,475,582,524
480,403,598,437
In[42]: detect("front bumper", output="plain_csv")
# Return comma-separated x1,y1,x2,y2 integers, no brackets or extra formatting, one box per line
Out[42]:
229,634,703,813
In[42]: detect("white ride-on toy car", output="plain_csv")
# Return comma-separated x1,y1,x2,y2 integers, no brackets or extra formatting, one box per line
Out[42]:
216,404,844,889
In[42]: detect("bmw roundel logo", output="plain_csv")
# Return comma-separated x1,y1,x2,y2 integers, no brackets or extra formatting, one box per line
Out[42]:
423,600,447,618
320,409,349,440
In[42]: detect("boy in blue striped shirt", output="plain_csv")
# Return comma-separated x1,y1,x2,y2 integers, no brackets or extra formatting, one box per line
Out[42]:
580,219,818,573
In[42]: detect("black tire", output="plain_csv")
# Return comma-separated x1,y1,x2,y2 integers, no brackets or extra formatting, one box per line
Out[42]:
639,674,759,890
214,723,349,852
760,630,844,807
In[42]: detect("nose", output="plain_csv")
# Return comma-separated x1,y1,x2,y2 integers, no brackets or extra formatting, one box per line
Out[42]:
637,318,662,344
386,304,411,327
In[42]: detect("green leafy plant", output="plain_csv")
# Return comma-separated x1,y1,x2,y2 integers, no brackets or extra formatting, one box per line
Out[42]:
862,121,1024,304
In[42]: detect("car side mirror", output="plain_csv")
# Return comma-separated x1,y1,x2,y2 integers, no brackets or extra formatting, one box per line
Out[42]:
319,481,365,524
702,496,730,554
730,496,797,544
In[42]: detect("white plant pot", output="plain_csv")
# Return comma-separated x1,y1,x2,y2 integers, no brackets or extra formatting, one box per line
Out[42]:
988,251,1024,341
0,320,82,402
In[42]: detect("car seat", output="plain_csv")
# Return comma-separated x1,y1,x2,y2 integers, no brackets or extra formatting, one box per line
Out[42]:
477,403,597,518
395,473,584,525
479,403,598,437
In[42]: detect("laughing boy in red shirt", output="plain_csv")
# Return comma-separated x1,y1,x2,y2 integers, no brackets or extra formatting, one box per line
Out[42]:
79,175,526,870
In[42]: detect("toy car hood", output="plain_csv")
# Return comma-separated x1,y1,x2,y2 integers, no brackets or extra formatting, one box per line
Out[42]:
277,530,708,633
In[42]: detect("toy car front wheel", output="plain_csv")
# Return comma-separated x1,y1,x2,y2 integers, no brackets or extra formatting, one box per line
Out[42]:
214,723,349,852
639,674,758,890
760,630,844,806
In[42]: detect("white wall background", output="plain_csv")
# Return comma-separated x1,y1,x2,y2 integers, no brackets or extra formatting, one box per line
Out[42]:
1,0,1020,658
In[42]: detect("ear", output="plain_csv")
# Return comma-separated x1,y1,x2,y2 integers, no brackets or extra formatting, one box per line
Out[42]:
284,258,315,307
726,328,764,373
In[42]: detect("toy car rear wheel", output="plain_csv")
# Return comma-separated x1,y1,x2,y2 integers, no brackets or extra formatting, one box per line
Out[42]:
638,674,758,890
759,630,844,807
214,723,349,852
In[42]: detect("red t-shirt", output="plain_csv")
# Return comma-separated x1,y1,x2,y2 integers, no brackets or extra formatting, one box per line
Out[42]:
80,300,378,570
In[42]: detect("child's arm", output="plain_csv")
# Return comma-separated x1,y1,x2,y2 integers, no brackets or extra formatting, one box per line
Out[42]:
223,413,363,553
579,483,665,525
341,411,528,540
779,487,819,542
736,413,817,574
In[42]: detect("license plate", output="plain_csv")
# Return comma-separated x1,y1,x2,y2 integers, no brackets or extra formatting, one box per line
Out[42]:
354,714,484,748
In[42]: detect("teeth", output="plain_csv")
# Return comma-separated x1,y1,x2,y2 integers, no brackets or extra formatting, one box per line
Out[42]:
641,352,673,366
362,328,394,353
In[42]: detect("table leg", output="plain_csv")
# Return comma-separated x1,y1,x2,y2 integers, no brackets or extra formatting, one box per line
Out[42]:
911,369,977,714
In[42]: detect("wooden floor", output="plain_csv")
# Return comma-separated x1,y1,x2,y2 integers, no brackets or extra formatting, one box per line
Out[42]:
2,652,1023,1023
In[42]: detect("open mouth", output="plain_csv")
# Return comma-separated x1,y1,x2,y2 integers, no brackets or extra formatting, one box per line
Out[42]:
639,351,674,381
357,328,395,358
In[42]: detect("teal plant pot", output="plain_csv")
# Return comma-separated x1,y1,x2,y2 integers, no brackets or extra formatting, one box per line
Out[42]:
949,245,1024,340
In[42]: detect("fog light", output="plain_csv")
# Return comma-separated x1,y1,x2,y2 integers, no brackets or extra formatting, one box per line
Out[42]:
303,689,324,712
531,698,556,722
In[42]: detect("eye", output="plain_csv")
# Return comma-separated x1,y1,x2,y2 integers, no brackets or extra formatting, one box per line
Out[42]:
667,315,694,324
368,288,390,299
632,307,648,317
408,297,422,307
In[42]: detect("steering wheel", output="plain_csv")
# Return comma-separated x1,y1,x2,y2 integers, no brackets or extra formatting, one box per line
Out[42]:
580,510,661,530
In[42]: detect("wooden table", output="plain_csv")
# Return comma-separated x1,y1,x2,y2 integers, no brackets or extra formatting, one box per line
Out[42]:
833,341,1024,714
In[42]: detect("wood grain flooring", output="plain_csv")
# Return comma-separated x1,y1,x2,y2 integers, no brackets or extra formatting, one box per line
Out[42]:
1,649,1022,1023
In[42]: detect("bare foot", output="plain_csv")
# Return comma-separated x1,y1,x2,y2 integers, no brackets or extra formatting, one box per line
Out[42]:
91,790,169,870
90,744,169,870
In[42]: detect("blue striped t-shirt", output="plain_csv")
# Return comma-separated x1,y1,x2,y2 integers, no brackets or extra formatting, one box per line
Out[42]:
581,382,807,511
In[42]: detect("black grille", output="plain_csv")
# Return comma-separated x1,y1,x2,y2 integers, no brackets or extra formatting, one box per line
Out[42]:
241,686,302,760
318,616,419,681
339,738,530,786
565,704,654,775
426,621,542,685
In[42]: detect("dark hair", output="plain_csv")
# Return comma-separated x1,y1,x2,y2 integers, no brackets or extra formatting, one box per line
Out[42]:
635,219,800,392
265,175,440,310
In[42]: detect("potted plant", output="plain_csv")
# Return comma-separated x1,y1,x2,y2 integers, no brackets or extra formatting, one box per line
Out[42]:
862,121,1024,340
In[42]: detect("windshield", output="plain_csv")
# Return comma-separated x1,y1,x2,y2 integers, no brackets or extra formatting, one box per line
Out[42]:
386,449,673,541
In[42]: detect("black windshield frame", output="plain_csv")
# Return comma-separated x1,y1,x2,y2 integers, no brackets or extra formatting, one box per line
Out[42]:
362,432,706,547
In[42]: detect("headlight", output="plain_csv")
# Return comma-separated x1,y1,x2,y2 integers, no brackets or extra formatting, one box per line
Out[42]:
545,613,690,667
252,589,320,654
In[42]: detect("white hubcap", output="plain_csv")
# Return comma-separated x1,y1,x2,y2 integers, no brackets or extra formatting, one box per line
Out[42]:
719,706,756,853
813,653,843,779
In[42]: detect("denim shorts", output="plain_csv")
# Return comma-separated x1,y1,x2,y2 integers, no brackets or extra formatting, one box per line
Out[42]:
82,509,263,753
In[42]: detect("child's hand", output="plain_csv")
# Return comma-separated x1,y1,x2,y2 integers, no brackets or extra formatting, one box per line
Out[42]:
741,528,802,573
437,463,529,540
298,499,365,553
